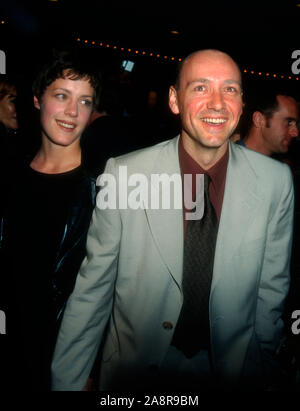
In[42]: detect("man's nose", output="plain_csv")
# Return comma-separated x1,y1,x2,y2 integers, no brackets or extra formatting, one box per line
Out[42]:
289,124,299,138
207,90,225,111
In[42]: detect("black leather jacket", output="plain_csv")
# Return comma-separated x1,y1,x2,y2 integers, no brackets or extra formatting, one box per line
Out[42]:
51,171,96,325
0,166,97,330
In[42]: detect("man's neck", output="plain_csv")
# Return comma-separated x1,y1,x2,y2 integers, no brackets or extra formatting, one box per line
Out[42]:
244,133,272,156
181,134,229,170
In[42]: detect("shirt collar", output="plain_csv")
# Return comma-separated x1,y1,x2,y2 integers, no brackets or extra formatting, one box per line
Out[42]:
178,137,229,191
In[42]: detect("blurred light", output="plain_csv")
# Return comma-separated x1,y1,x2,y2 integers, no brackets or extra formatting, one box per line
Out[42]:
170,30,179,35
1,20,5,24
122,60,134,72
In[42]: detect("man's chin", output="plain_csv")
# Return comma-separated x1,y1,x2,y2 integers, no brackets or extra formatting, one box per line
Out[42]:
203,137,229,149
280,142,290,154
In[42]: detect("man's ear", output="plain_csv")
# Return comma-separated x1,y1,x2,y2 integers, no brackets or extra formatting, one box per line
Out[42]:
169,86,180,115
33,96,41,110
252,111,266,128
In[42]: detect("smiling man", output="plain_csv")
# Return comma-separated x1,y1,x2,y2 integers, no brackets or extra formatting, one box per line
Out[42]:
52,49,294,392
169,50,243,167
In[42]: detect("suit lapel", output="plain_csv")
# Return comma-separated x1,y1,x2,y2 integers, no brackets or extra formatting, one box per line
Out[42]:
145,137,184,287
211,142,264,292
145,140,264,291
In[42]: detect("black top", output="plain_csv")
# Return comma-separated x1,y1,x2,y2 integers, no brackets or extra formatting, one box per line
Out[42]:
1,164,88,390
4,164,85,299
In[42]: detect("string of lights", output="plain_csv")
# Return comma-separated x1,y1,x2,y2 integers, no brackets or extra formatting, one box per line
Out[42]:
243,69,298,81
77,38,299,81
76,38,182,62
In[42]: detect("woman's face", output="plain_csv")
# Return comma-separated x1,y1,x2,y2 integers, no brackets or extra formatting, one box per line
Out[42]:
0,88,18,130
34,76,94,148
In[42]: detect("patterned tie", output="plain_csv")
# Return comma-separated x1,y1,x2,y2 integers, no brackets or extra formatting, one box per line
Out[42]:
172,173,219,358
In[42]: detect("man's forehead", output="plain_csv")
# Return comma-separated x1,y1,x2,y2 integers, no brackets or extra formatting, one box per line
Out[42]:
277,95,299,117
180,51,241,84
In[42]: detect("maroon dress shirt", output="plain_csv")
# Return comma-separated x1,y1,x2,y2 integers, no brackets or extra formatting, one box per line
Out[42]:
178,138,229,234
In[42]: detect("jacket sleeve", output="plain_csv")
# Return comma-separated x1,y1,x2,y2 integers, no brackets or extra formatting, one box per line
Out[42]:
51,158,121,391
254,164,294,379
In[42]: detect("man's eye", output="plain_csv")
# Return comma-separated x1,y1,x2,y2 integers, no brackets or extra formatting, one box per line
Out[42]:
194,85,206,92
225,86,237,93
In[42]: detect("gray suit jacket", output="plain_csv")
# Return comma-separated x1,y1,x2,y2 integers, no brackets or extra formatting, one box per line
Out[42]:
52,136,294,390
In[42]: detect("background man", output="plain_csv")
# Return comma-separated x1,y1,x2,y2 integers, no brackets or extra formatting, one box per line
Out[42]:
52,50,294,392
237,89,299,156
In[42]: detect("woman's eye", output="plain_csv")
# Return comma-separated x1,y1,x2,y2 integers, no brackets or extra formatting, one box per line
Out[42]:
81,99,92,106
55,93,65,100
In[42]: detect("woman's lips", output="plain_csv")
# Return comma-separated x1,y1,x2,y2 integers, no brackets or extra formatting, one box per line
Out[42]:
56,120,76,131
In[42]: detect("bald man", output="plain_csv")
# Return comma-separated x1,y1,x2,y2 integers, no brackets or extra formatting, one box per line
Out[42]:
52,50,294,392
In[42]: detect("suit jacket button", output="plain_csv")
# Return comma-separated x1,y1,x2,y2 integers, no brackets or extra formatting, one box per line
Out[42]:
162,321,173,330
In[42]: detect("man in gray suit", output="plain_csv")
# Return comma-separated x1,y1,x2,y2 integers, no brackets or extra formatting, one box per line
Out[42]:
52,49,294,391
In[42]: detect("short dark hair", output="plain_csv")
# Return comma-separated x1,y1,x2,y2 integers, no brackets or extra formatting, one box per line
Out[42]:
32,50,102,108
248,90,280,120
241,83,298,136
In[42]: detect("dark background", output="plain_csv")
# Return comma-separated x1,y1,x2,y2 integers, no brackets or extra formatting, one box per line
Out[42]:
1,0,300,395
2,0,300,150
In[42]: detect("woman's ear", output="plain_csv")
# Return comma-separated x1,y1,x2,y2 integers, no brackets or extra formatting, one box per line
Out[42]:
33,96,40,110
